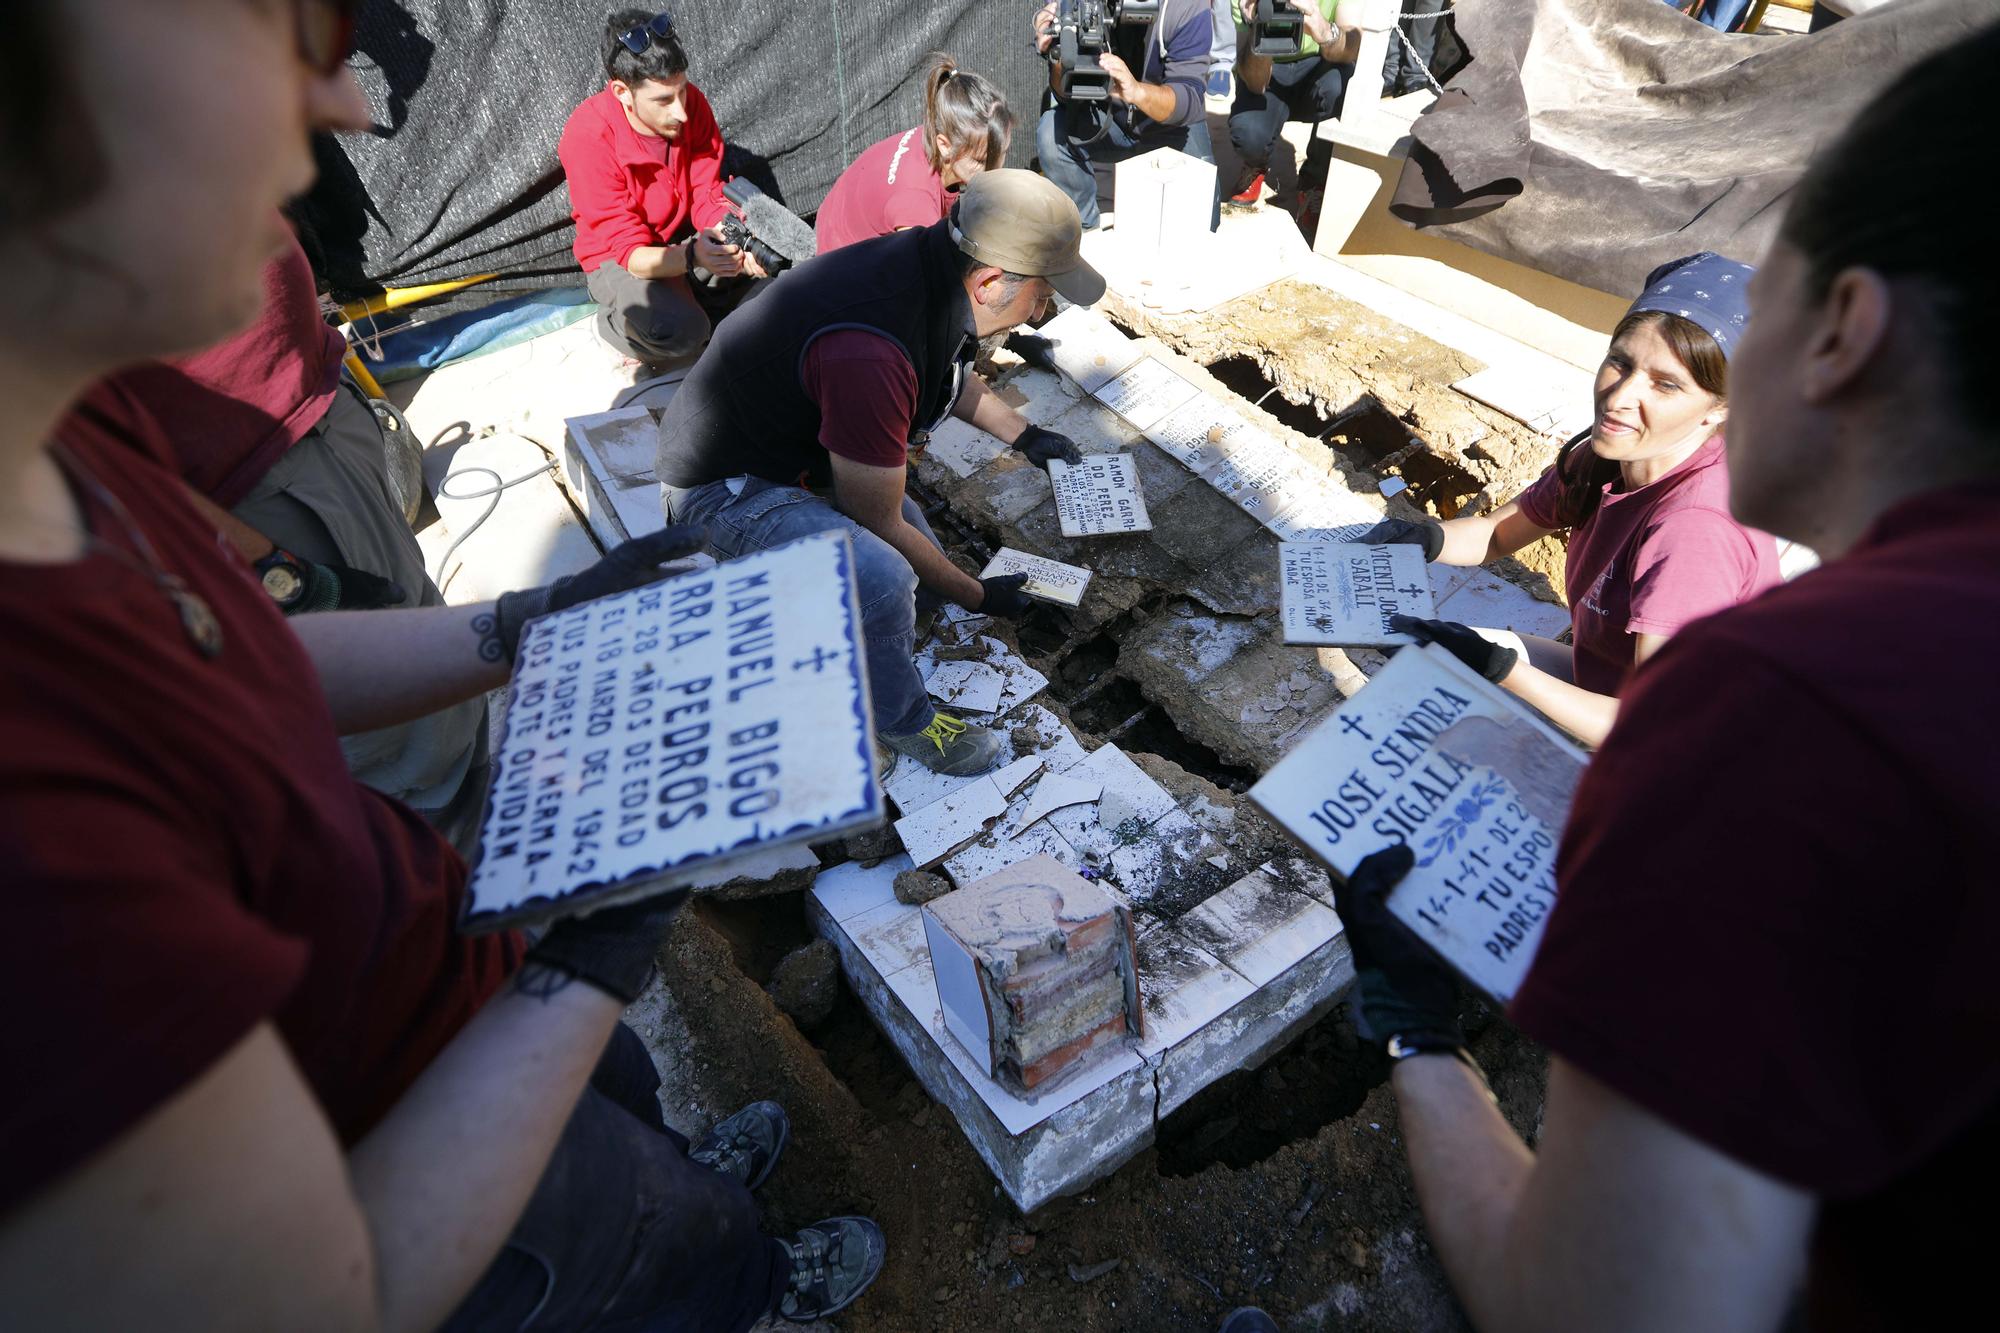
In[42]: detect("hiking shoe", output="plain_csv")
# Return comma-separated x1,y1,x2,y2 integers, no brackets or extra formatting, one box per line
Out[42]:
776,1216,887,1322
688,1100,789,1191
1219,1310,1280,1333
1226,169,1267,208
879,711,1004,776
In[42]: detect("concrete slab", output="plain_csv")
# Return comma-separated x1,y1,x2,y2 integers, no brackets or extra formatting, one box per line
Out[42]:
426,432,602,604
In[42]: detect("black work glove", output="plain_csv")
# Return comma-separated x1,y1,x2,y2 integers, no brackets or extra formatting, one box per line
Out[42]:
491,523,708,662
523,888,689,1005
976,573,1035,619
1352,516,1445,562
1333,845,1463,1051
1390,614,1518,685
1013,424,1082,471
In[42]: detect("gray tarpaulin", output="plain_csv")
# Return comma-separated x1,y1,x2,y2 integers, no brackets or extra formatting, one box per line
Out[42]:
1387,0,1986,296
299,1,1052,300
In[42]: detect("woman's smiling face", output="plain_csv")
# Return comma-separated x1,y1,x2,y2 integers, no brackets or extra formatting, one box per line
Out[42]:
1590,319,1728,467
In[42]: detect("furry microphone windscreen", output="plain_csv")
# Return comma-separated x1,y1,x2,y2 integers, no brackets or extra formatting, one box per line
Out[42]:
724,178,819,265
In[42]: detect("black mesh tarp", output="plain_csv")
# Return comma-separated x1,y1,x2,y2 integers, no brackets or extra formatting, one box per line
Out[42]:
300,0,1054,300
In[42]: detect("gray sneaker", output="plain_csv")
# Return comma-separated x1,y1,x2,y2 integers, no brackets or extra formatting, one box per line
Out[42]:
688,1100,789,1190
879,711,1005,776
776,1216,887,1322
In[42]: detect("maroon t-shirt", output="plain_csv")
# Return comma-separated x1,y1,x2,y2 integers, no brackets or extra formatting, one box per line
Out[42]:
1515,436,1781,694
813,126,952,254
0,399,520,1212
800,329,921,468
1511,481,2000,1330
94,234,347,507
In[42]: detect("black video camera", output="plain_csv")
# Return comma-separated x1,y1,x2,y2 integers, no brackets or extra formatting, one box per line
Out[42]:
1250,0,1305,57
1047,0,1163,103
713,177,817,276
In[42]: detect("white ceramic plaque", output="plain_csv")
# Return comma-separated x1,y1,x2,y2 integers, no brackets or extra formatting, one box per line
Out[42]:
1144,397,1269,475
1278,541,1436,646
1093,358,1202,433
465,530,880,930
1247,646,1587,1002
1038,305,1143,394
1049,453,1153,537
980,547,1092,608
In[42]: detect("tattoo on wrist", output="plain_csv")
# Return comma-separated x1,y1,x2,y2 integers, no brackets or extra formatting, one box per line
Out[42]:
472,610,506,663
511,961,579,1002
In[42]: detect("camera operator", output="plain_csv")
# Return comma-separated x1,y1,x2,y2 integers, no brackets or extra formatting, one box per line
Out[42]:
1032,0,1221,230
1225,0,1360,207
558,9,769,371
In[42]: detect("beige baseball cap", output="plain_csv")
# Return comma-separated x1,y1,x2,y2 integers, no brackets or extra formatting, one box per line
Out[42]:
951,169,1106,307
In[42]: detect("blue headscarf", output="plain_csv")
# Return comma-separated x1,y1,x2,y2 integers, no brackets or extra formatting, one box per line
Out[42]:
1626,251,1755,360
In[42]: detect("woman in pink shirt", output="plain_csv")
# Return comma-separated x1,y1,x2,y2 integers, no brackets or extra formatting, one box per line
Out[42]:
1360,253,1781,747
814,54,1015,252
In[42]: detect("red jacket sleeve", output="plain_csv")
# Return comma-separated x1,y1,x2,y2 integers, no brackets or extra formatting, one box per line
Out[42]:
682,84,730,231
559,110,655,272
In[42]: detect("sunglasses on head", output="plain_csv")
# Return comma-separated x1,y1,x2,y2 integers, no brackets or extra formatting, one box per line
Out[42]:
618,12,675,56
295,0,360,76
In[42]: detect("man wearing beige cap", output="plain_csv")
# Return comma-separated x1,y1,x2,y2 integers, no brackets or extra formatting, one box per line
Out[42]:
655,169,1104,777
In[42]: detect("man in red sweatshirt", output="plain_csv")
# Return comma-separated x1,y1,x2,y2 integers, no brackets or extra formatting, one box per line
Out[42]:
558,9,765,367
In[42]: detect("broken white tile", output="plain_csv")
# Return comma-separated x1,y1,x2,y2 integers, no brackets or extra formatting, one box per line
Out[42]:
1093,358,1203,433
810,852,916,923
924,659,1006,713
990,754,1046,800
939,602,986,624
1107,809,1222,900
1047,745,1179,860
1279,541,1436,646
914,635,1048,718
943,817,1080,887
895,779,1009,869
922,417,1008,479
1134,920,1258,1059
884,701,1079,816
846,898,931,979
1010,770,1104,834
1176,869,1344,987
1049,453,1153,537
1039,304,1143,394
980,547,1091,608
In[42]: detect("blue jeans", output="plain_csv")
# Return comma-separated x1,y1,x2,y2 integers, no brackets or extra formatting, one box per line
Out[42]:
1229,56,1350,173
441,1025,786,1333
1036,105,1220,231
666,476,941,737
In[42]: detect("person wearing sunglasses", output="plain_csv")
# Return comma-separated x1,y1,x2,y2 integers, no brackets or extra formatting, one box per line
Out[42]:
0,2,882,1329
559,8,768,372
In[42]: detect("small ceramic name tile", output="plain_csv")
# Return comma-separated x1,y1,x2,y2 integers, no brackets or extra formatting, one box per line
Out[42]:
1144,397,1271,476
1093,358,1203,433
1038,304,1143,394
980,547,1092,608
1278,540,1437,646
467,529,879,930
1259,483,1382,543
1049,453,1153,537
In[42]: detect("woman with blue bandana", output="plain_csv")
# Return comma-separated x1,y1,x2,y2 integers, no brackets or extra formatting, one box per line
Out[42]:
1356,252,1782,747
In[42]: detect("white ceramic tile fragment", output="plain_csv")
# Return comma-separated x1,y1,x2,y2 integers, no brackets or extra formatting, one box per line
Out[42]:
1049,452,1153,537
1010,770,1105,834
1453,364,1593,440
1145,397,1270,476
924,659,1006,713
922,417,1009,479
942,817,1080,889
1134,920,1258,1058
846,898,931,979
894,779,1009,869
989,754,1046,800
1038,304,1143,394
1175,868,1345,988
1093,358,1203,433
810,853,915,923
1278,541,1435,647
981,547,1092,608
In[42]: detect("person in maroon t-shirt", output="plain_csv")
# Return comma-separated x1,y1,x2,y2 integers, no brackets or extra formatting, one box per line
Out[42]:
0,4,882,1328
558,9,767,368
1325,26,2000,1333
815,54,1015,254
1357,253,1780,747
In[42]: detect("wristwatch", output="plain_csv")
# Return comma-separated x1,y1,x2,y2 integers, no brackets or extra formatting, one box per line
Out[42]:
251,547,308,610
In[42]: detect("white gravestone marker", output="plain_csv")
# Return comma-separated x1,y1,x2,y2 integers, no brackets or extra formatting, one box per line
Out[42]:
1038,304,1142,394
1248,646,1587,1002
1094,358,1202,433
464,530,880,931
980,547,1093,608
1278,541,1436,646
1048,453,1153,537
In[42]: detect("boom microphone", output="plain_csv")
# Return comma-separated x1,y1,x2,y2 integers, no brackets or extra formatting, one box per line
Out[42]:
720,177,819,271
